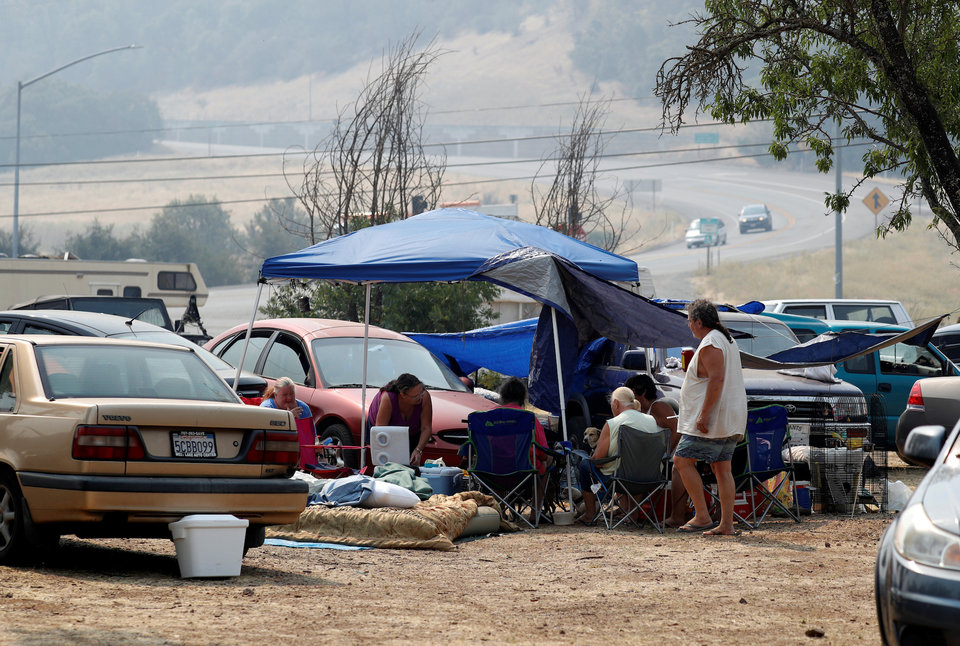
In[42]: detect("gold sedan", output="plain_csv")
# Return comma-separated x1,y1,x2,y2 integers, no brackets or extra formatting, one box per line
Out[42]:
0,336,308,563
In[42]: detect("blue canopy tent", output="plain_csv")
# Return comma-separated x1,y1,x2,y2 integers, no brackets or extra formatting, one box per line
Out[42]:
239,208,693,487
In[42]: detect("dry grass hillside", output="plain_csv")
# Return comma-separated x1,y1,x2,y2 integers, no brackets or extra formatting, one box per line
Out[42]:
0,7,672,254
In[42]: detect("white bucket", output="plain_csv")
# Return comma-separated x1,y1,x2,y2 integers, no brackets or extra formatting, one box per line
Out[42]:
553,510,575,526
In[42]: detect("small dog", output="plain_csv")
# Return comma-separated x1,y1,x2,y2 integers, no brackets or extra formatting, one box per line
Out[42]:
583,426,601,454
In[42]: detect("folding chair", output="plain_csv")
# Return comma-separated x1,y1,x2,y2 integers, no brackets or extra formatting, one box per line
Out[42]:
737,404,801,527
701,405,800,529
604,427,670,532
461,408,542,528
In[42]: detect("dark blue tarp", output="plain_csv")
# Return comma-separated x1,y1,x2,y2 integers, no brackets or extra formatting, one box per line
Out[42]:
406,318,536,378
260,208,640,283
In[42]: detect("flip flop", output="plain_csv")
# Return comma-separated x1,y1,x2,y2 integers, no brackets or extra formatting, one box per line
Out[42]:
703,527,742,536
676,520,719,533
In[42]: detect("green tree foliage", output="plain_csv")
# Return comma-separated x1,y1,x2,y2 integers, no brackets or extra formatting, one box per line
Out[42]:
655,0,960,249
238,199,311,281
62,220,132,260
569,1,700,98
0,80,161,165
260,280,500,334
0,227,38,258
138,195,240,287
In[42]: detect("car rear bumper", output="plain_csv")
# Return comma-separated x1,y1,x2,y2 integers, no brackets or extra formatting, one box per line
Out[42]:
19,472,308,525
876,528,960,644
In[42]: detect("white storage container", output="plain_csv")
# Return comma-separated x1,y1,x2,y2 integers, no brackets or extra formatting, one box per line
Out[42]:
370,425,410,466
420,466,463,495
168,514,249,578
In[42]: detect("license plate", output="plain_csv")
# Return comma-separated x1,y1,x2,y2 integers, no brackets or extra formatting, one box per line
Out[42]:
172,431,217,458
788,423,810,446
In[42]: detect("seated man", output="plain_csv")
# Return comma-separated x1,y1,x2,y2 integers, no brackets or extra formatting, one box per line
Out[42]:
575,386,659,525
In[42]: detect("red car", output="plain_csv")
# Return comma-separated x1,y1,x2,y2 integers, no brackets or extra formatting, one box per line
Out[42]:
205,318,498,467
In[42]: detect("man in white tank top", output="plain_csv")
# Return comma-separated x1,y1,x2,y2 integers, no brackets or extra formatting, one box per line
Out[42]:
672,299,748,536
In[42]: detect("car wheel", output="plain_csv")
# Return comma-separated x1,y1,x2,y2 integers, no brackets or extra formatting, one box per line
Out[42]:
0,471,26,564
320,423,359,469
242,525,266,557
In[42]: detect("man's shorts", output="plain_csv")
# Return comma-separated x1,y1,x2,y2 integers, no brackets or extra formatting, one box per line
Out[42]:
674,433,742,463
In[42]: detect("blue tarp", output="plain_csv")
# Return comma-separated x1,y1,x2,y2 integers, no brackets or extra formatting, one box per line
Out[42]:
260,208,640,283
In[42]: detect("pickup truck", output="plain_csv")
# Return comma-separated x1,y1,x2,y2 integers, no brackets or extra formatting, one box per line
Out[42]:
566,311,875,452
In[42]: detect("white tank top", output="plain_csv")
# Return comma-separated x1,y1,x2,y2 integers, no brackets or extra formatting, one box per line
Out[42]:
678,328,748,439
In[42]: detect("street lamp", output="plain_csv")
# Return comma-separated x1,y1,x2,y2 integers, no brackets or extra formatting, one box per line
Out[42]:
12,44,142,258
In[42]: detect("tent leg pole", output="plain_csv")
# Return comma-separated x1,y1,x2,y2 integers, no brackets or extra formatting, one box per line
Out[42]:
359,283,372,472
551,308,575,513
233,281,264,393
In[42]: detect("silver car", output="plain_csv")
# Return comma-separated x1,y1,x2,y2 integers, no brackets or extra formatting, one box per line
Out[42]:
684,218,727,248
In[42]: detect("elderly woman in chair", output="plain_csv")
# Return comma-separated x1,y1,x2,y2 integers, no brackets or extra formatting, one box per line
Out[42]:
575,386,658,526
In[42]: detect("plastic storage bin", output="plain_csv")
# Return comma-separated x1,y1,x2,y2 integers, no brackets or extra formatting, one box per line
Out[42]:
420,466,463,495
168,514,249,578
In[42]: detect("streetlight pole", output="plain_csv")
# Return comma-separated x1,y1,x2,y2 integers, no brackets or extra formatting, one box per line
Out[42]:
12,44,142,258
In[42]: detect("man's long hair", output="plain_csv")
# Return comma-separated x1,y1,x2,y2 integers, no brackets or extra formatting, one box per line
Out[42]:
687,298,733,343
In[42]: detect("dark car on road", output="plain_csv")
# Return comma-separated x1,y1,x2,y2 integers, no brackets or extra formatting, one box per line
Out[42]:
876,422,960,643
0,310,267,399
738,203,773,233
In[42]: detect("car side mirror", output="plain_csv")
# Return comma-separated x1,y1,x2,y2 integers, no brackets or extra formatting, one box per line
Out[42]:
904,425,947,467
621,350,646,371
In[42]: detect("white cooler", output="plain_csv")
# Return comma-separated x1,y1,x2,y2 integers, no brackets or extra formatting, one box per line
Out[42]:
168,514,249,578
370,425,410,466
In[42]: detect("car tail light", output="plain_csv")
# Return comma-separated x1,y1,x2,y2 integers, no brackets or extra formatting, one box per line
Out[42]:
246,429,299,466
906,381,924,409
73,426,145,460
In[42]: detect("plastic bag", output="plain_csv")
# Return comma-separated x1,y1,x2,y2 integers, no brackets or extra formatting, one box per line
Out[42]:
887,480,913,512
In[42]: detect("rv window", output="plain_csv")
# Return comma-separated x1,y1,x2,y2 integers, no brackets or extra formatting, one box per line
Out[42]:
96,289,113,295
123,286,142,298
158,271,197,291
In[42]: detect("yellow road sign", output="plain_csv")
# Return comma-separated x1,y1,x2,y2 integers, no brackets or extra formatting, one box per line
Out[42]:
863,188,889,215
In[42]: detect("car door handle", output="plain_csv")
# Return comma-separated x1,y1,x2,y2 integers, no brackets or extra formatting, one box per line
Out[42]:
878,382,892,392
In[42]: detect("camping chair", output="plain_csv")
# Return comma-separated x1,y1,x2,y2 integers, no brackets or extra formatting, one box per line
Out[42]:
738,404,801,527
700,405,800,529
604,427,671,532
461,408,543,529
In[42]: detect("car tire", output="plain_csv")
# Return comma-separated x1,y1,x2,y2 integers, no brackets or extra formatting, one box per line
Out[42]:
243,525,266,557
320,423,359,469
0,471,27,564
739,226,747,234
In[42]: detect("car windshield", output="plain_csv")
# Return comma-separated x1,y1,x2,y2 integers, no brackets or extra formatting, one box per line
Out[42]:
742,205,767,215
36,344,239,402
110,330,233,372
311,337,469,391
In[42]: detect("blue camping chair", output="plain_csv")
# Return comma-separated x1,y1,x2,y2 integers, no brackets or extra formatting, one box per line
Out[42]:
738,404,801,527
700,405,801,528
460,408,543,528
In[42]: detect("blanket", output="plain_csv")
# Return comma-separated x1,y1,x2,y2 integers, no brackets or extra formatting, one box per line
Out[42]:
266,491,517,551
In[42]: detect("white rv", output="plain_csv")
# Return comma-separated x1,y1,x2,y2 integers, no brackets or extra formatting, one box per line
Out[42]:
0,258,208,310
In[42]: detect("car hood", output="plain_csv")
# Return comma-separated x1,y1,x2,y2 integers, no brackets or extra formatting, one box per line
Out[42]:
742,368,865,397
920,464,960,536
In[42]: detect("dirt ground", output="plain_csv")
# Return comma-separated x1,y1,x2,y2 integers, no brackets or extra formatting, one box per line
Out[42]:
0,456,924,646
